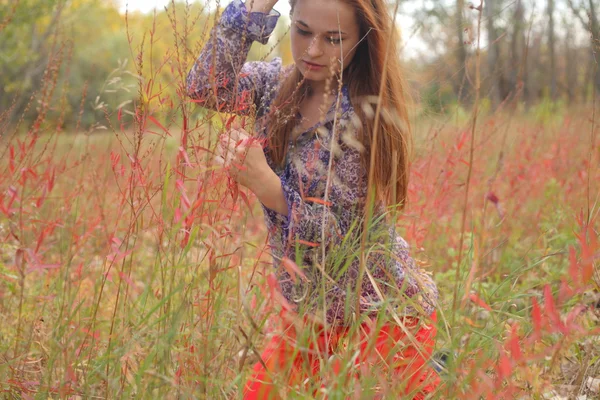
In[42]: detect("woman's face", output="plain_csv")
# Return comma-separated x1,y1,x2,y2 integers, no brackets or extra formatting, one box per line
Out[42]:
290,0,361,84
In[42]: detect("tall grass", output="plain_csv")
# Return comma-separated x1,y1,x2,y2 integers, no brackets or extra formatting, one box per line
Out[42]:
1,0,599,398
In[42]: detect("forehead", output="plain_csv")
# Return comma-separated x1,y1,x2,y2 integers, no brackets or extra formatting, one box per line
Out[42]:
292,0,358,34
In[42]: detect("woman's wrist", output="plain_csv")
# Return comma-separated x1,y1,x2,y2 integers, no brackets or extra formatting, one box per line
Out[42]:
251,168,278,200
245,0,278,13
252,168,288,215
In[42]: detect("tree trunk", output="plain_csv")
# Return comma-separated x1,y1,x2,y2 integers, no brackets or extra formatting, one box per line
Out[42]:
564,17,577,103
3,1,64,125
548,0,557,99
589,0,600,94
455,0,469,102
510,0,525,101
567,0,600,97
486,0,501,107
485,0,509,108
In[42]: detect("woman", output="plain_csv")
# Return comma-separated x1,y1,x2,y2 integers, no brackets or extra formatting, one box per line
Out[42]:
186,0,440,398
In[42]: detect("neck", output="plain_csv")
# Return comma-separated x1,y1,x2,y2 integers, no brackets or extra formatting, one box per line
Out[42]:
307,78,341,99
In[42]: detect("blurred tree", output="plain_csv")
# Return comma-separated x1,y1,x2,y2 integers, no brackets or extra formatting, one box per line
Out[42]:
455,0,469,102
2,0,599,131
0,0,296,130
124,2,214,126
566,0,600,97
548,0,557,99
485,0,510,108
509,0,528,103
0,0,65,123
0,0,138,129
406,0,472,112
563,13,579,102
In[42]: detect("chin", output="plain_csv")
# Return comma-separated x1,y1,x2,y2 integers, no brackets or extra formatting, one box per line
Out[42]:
297,67,326,81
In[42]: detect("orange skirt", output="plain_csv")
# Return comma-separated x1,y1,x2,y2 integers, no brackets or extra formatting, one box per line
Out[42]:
243,311,440,399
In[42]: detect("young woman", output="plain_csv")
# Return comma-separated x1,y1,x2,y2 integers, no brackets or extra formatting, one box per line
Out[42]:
187,0,440,398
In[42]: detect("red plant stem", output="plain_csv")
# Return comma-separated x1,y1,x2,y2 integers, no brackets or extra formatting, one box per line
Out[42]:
452,0,484,325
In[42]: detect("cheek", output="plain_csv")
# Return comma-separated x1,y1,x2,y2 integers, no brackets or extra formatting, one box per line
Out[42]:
327,45,357,71
342,40,359,60
341,48,357,68
290,33,308,61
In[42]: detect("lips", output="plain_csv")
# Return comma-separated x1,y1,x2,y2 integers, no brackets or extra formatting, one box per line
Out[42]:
303,60,324,69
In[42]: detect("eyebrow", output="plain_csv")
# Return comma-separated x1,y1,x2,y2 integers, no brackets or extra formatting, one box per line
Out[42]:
296,20,347,35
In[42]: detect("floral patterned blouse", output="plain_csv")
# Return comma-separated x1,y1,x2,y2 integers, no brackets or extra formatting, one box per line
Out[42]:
187,0,438,325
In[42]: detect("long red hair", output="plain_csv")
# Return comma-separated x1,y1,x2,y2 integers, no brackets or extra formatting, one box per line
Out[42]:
266,0,412,208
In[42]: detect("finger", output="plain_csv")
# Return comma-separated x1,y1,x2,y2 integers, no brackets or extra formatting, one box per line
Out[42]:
220,137,238,156
219,133,231,147
216,151,235,168
226,135,248,152
229,129,240,142
231,118,242,130
213,155,225,166
235,128,249,140
225,132,244,149
241,136,257,148
223,133,235,146
225,149,238,165
231,128,251,144
223,152,233,167
225,140,240,155
217,142,228,158
238,139,254,155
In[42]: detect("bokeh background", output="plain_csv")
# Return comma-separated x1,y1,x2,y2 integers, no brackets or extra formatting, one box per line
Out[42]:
4,0,600,129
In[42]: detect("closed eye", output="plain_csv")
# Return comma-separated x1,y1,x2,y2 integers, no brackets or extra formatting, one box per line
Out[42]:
296,27,312,36
295,26,342,44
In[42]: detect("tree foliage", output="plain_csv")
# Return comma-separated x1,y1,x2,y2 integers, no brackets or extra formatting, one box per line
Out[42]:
2,0,600,129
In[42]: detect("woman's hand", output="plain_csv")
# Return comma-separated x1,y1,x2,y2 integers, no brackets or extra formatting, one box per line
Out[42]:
215,126,289,215
245,0,279,13
215,127,269,193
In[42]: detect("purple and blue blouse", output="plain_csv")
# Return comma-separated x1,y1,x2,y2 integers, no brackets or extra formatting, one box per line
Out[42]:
187,0,438,325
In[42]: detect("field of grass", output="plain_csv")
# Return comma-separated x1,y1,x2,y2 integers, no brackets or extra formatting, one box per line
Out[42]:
0,104,599,399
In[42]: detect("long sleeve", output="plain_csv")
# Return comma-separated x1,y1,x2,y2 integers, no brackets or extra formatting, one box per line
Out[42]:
186,0,282,115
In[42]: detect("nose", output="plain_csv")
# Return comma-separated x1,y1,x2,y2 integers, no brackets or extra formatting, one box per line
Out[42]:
306,36,324,58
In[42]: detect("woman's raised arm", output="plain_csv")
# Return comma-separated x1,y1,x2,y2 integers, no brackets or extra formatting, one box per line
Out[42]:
186,0,282,115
